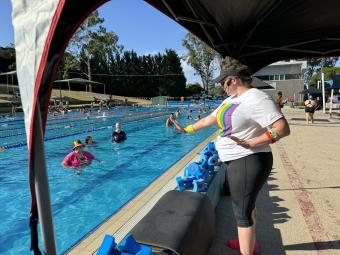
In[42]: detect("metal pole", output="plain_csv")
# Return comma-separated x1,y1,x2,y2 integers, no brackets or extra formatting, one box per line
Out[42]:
321,72,326,113
6,75,9,93
11,74,14,94
32,102,57,254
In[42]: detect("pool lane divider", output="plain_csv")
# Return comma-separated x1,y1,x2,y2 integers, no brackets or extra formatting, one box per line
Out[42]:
0,111,169,138
0,110,169,140
2,113,170,150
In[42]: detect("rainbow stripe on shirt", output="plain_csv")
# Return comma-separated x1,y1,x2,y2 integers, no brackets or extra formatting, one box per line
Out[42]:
216,102,239,137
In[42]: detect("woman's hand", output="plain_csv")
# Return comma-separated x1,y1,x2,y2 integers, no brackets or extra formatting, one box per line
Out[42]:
172,120,186,133
228,135,255,149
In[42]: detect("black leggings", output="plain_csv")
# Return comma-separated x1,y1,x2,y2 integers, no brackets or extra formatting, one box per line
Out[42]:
224,152,273,227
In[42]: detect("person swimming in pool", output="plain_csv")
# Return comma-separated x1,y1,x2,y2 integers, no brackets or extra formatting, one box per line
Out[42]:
62,140,95,168
175,109,181,118
85,135,96,145
166,113,175,127
112,122,127,143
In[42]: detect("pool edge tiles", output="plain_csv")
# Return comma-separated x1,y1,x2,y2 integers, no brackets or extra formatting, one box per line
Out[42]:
65,130,219,255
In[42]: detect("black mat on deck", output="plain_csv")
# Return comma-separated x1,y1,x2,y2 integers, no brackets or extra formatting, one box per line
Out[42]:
131,190,215,255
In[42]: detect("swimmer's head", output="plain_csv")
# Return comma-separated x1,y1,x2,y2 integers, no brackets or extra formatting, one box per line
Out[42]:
85,136,93,144
115,122,121,131
73,140,85,151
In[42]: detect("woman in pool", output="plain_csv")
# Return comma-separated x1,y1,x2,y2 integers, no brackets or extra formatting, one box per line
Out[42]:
85,136,96,145
62,140,95,168
112,122,127,143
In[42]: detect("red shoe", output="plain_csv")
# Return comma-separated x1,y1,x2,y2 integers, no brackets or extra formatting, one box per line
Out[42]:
227,239,260,254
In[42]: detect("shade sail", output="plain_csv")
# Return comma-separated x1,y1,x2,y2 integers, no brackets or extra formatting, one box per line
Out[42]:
299,87,323,94
145,0,340,72
54,78,104,85
0,70,16,76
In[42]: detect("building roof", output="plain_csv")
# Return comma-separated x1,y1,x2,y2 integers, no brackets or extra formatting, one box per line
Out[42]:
268,61,307,69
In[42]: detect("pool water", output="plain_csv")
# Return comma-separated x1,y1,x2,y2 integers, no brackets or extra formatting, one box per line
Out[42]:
0,107,216,254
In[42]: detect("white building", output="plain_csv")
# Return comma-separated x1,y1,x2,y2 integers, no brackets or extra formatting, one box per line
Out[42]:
254,60,307,102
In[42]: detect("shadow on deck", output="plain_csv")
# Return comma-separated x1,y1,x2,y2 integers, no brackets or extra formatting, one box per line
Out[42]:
208,171,290,255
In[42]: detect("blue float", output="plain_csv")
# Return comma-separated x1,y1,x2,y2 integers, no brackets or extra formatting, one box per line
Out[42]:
118,234,152,255
96,235,117,255
176,142,220,192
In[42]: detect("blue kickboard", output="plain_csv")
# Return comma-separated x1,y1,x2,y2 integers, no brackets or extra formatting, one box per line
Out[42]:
138,245,152,255
118,234,152,255
118,234,140,253
96,235,116,255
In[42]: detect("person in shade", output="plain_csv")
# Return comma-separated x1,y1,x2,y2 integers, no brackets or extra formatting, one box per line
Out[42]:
62,140,95,168
171,56,290,255
112,122,127,143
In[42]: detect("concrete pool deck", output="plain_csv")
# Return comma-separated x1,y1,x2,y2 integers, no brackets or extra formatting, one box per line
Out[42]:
67,107,340,255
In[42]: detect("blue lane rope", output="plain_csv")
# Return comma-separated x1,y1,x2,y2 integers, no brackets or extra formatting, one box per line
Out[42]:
2,113,170,150
0,110,167,133
0,111,169,139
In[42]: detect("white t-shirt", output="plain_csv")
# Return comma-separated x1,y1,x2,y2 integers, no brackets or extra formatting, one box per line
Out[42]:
211,88,283,162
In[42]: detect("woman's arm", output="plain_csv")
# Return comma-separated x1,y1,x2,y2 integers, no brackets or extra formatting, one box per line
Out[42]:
173,114,217,133
232,117,290,149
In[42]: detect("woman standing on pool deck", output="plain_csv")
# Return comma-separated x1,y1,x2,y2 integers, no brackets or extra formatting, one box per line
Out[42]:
172,56,290,255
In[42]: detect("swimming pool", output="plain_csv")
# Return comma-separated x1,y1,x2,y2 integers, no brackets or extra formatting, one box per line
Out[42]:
0,106,216,254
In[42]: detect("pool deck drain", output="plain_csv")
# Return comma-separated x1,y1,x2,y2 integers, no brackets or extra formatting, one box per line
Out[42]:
66,131,219,255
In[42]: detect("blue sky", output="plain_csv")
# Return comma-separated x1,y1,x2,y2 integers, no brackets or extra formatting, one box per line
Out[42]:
0,0,201,83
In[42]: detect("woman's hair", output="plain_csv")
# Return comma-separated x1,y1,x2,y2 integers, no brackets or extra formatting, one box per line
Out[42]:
220,56,252,86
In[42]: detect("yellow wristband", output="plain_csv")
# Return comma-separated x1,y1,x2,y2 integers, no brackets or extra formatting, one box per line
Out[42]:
184,124,195,134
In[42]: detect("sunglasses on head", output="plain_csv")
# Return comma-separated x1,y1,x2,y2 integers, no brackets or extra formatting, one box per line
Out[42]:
221,77,233,86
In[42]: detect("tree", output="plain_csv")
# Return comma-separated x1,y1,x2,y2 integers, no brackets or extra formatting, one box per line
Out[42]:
66,10,122,91
309,66,340,88
305,57,339,84
158,49,186,97
186,83,203,96
182,33,218,94
57,52,80,80
0,45,16,72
